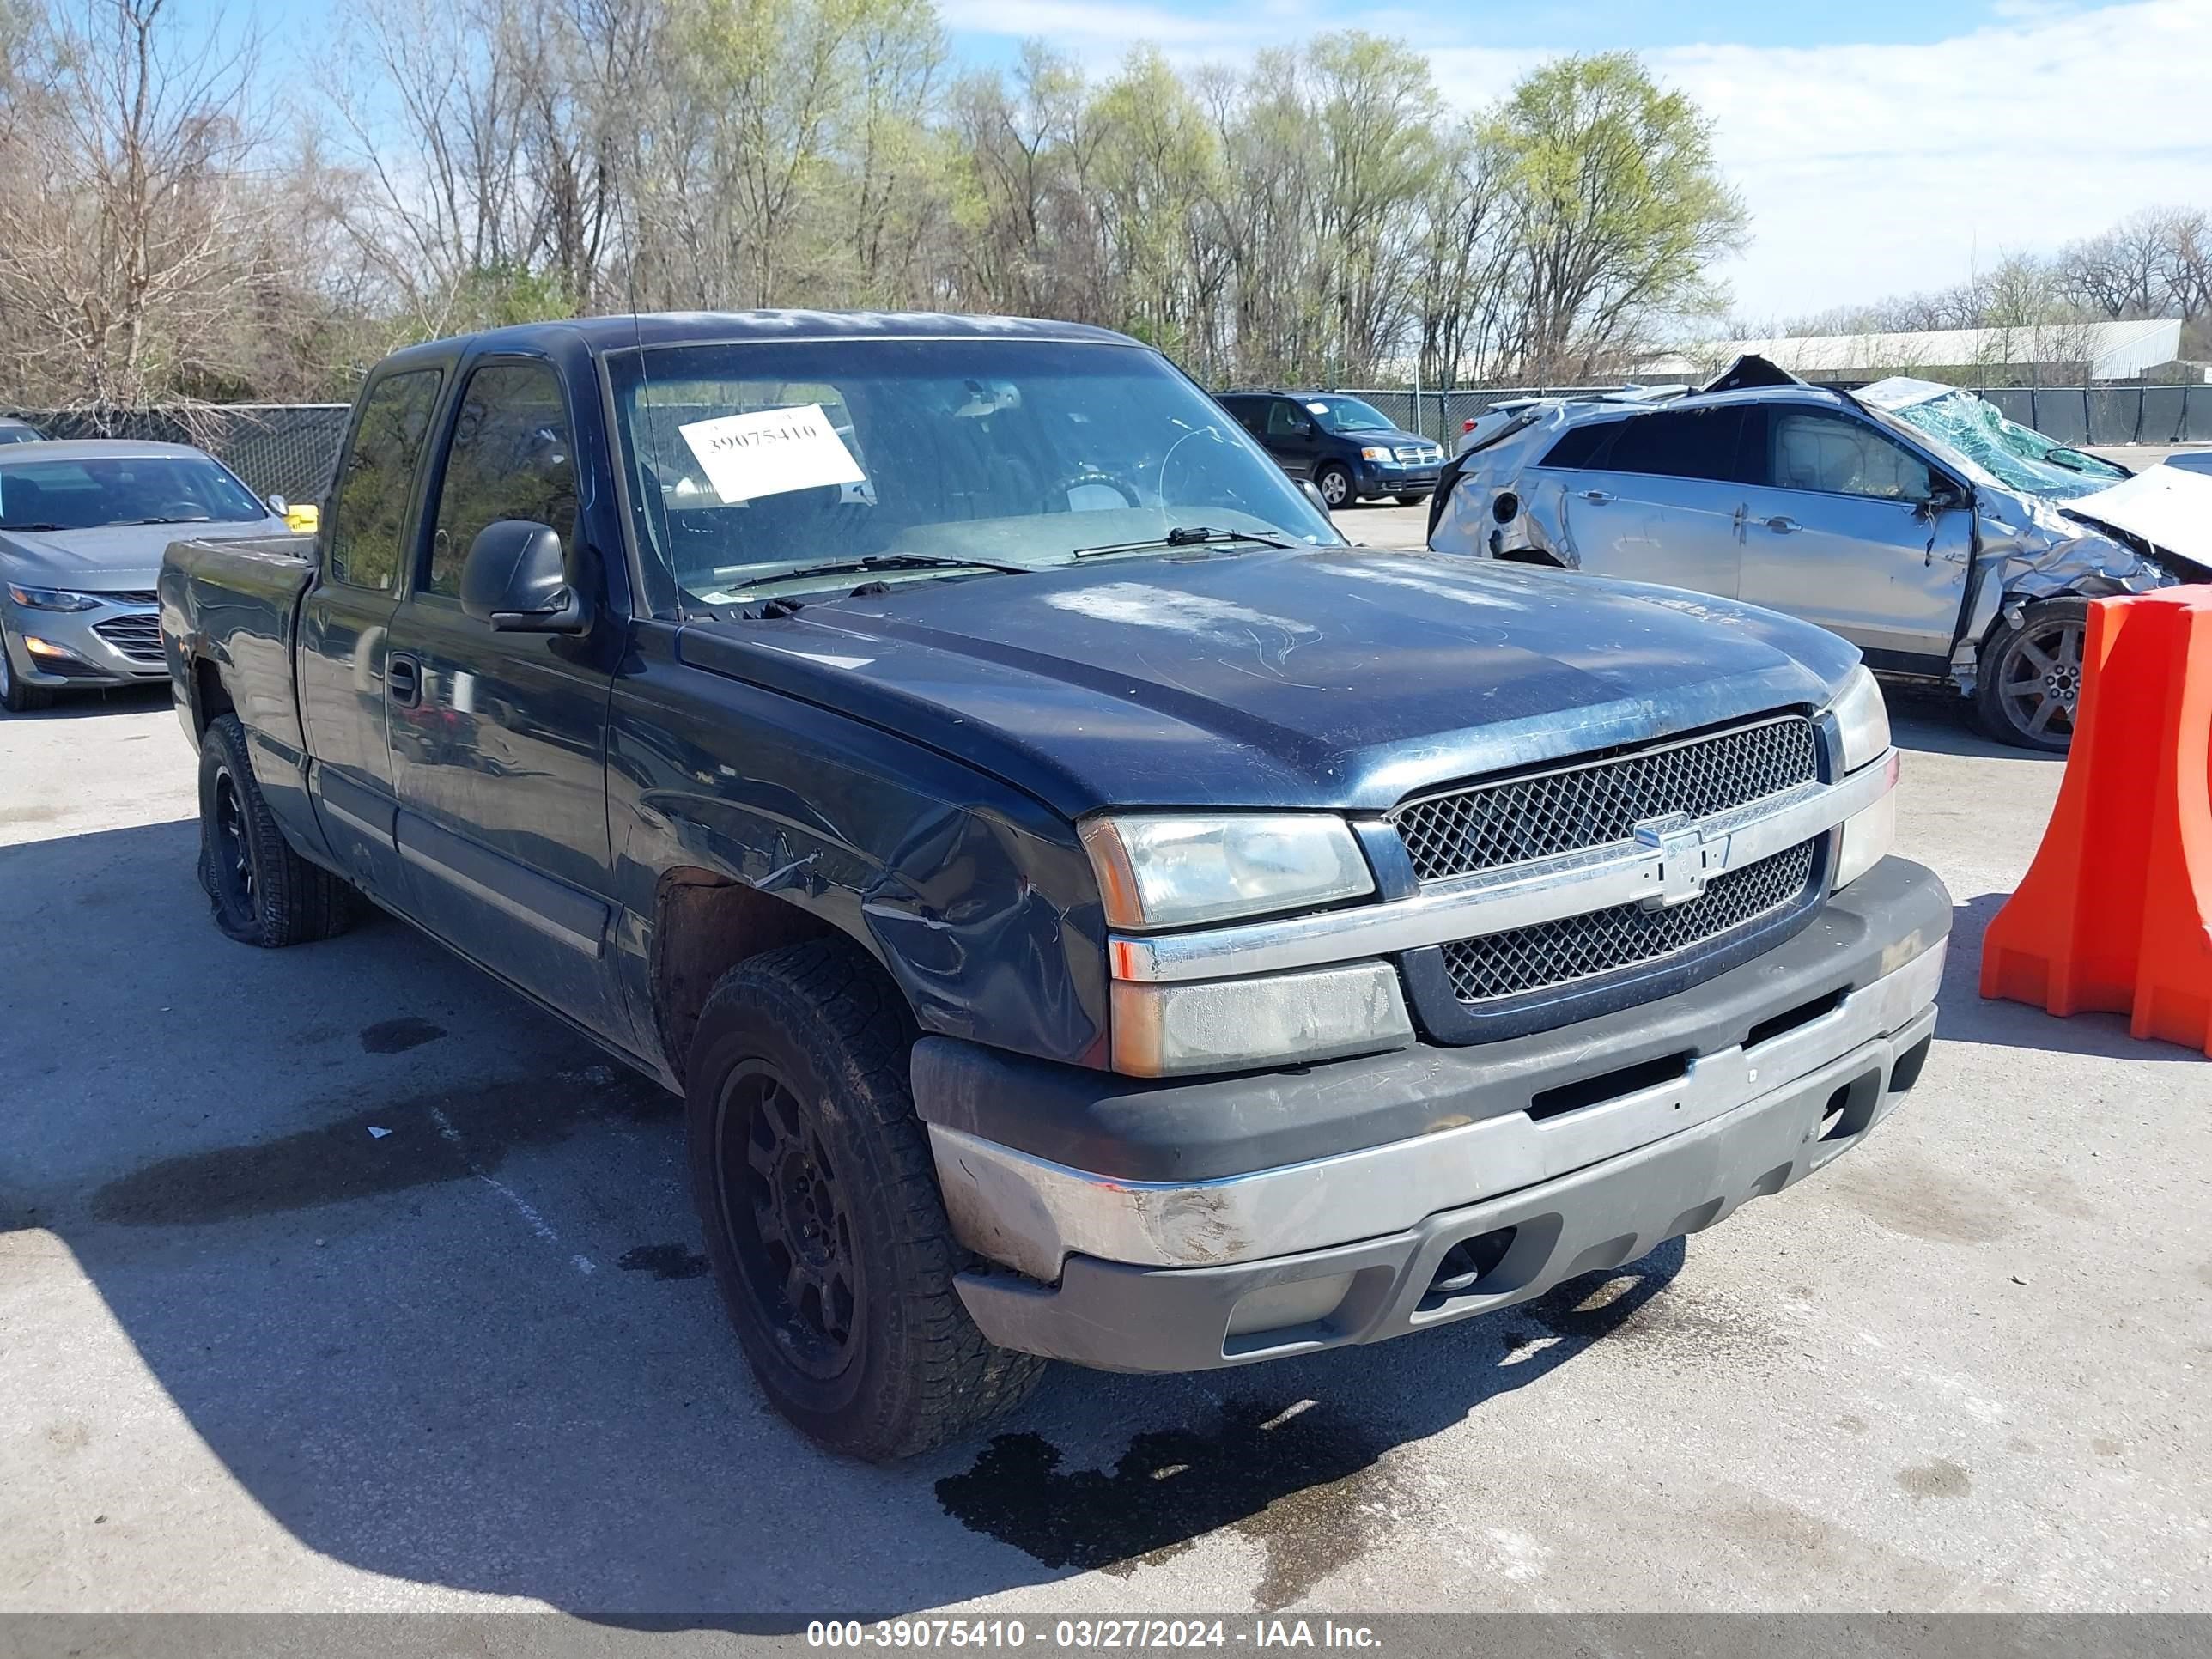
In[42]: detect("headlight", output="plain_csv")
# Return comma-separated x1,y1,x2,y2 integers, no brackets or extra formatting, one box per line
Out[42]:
1358,446,1391,463
5,583,101,611
1834,787,1897,890
1081,812,1374,930
1110,962,1413,1077
1828,664,1891,773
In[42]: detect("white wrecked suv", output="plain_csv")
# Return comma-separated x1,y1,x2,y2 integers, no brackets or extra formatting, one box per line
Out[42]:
1431,358,2212,750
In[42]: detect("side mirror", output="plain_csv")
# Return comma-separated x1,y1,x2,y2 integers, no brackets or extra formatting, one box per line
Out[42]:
460,520,591,634
1298,477,1334,518
266,494,289,517
1924,478,1967,513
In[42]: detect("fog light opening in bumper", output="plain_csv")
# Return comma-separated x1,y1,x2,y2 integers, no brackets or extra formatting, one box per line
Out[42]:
1421,1225,1518,1310
1222,1273,1359,1354
1817,1070,1885,1144
1887,1031,1934,1095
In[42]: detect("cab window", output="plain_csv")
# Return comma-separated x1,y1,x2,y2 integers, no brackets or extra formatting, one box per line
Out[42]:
325,369,441,591
423,362,580,598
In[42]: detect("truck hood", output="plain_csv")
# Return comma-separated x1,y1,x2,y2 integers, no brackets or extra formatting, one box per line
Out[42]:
678,545,1860,819
0,520,285,590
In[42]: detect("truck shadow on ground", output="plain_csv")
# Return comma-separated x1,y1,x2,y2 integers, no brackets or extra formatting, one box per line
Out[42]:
1937,891,2207,1061
12,816,1687,1618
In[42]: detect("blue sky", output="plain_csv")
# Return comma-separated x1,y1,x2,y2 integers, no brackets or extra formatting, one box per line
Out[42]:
237,0,2211,324
942,0,2030,63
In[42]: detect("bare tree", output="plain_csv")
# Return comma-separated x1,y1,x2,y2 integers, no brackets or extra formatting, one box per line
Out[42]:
0,0,280,412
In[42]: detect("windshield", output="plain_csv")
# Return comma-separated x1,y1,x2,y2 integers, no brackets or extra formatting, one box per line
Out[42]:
0,453,266,531
1304,397,1397,435
610,338,1341,611
1885,390,2127,501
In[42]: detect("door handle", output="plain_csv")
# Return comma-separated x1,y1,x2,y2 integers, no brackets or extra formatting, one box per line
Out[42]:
1763,516,1801,534
387,653,422,708
1580,489,1615,504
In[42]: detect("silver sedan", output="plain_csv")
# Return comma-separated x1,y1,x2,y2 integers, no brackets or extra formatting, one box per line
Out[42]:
0,440,291,713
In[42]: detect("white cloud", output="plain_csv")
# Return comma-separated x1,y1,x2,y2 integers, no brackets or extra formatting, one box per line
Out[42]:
1651,0,2212,319
944,0,2212,324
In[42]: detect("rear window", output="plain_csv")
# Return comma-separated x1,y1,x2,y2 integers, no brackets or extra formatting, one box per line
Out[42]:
1537,421,1622,470
1601,407,1748,483
1539,408,1748,483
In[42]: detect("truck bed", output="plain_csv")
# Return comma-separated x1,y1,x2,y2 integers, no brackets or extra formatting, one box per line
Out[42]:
160,532,319,768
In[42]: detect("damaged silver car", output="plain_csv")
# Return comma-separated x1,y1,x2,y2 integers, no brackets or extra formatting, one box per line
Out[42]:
1430,360,2212,750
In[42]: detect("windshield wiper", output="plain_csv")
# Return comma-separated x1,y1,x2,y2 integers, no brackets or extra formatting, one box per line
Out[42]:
738,552,1030,586
0,521,66,532
1073,526,1298,556
117,516,215,526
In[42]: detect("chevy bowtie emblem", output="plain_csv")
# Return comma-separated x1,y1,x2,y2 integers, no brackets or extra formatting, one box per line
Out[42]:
1633,812,1717,908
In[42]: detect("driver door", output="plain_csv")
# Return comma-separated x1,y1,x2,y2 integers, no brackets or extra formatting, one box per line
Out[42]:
1734,407,1972,665
382,356,630,1040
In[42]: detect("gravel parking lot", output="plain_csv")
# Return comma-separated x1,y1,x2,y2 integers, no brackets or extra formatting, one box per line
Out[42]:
3,488,2209,1619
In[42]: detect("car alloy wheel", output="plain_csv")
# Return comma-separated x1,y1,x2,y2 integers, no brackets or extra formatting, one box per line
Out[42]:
1317,465,1351,507
1995,613,2084,745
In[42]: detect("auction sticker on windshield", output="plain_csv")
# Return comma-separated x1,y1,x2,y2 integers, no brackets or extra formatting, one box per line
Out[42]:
678,404,866,503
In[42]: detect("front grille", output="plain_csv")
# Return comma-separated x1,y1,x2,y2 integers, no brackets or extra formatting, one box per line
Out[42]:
1440,838,1820,1006
93,614,163,664
100,590,159,606
1394,445,1442,465
1393,715,1818,884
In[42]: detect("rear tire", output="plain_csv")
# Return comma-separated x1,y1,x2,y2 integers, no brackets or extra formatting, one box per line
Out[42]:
198,714,356,946
0,628,54,714
1977,597,2089,751
1394,492,1429,507
685,938,1045,1461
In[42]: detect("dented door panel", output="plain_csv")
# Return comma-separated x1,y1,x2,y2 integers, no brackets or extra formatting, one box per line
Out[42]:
1735,488,1972,661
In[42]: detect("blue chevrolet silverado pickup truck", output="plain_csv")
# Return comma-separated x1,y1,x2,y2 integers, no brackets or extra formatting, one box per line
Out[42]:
160,312,1949,1460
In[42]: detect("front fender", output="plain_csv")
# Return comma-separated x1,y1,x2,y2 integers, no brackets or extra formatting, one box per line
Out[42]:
608,623,1111,1072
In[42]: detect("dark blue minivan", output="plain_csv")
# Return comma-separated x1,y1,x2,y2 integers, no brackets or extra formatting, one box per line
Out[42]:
1217,390,1444,507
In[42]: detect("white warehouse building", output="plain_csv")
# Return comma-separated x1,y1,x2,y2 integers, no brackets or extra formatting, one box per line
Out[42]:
1644,318,2189,386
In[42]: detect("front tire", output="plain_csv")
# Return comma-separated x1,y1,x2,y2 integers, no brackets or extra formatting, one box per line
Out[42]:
1315,463,1353,509
198,714,356,945
0,627,54,714
686,939,1045,1461
1978,597,2088,751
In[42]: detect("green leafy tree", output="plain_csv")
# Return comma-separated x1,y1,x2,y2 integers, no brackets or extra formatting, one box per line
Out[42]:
1497,52,1746,379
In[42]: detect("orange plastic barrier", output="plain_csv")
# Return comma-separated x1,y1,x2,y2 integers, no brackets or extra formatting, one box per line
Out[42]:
1979,587,2212,1054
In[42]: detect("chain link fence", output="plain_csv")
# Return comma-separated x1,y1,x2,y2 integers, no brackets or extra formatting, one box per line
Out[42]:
3,383,2206,505
1334,384,2212,447
0,404,353,503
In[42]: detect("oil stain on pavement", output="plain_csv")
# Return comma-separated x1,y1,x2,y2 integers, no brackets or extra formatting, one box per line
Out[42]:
88,1068,671,1226
618,1243,709,1279
359,1017,448,1054
937,1397,1397,1610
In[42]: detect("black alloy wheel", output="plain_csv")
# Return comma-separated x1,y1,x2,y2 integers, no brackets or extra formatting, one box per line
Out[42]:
715,1060,860,1378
